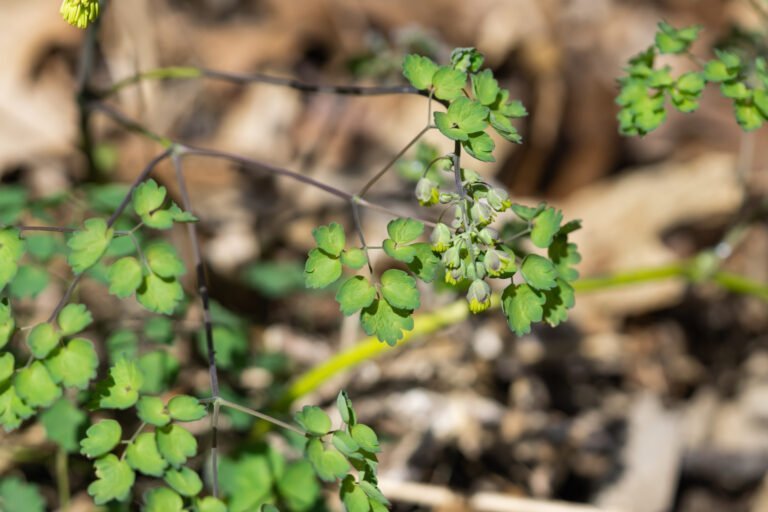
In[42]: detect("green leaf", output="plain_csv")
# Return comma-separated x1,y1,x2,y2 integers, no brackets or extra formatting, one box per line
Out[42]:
337,390,357,426
676,72,705,95
136,396,171,427
0,353,13,383
196,496,228,512
462,131,495,162
198,325,246,371
351,424,381,453
304,248,342,289
542,279,575,327
530,207,563,248
387,218,424,244
511,202,545,222
146,242,186,278
106,330,138,363
40,397,86,453
99,359,144,409
407,243,440,283
735,102,763,131
26,322,60,359
168,395,206,422
501,284,545,336
313,222,346,257
332,430,360,456
359,481,389,505
107,256,143,298
380,269,420,310
313,446,350,481
341,477,370,512
87,454,136,505
133,179,167,217
520,254,558,290
360,298,414,346
136,274,184,315
80,419,122,458
125,432,167,477
144,487,184,512
295,405,332,436
14,361,61,408
434,98,489,141
336,276,376,316
704,53,740,82
57,303,93,336
382,238,416,263
720,80,750,100
471,69,500,105
165,466,203,497
754,88,768,118
0,299,14,350
655,22,700,54
156,423,198,467
0,384,34,431
9,265,49,299
45,338,99,389
431,66,467,101
0,477,45,512
549,235,581,281
0,186,26,224
341,248,367,270
277,460,320,511
219,452,274,510
67,218,114,274
402,54,439,90
489,112,522,143
0,228,24,290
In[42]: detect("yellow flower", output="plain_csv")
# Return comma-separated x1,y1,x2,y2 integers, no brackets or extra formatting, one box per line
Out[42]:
60,0,99,29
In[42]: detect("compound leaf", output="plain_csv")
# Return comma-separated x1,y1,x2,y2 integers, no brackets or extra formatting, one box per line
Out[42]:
402,54,439,90
26,322,60,359
380,269,420,310
387,218,424,244
313,223,346,257
471,69,500,105
350,424,380,453
133,179,166,217
304,248,342,289
542,279,576,327
431,66,467,101
530,207,563,249
144,487,184,512
136,395,171,427
0,384,33,431
295,405,332,436
146,243,186,278
360,298,414,346
341,248,367,270
434,98,489,141
99,359,144,409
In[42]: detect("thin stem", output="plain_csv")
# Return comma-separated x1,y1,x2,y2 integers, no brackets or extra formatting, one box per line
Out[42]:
217,398,305,436
351,201,374,275
172,152,220,495
107,147,174,227
358,125,432,198
101,65,431,100
89,102,173,147
55,447,70,511
13,226,78,234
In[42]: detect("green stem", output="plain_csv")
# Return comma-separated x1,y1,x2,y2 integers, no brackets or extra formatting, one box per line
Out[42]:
55,447,70,511
277,259,768,405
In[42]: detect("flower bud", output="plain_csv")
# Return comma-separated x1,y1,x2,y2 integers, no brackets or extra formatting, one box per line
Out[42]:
487,187,511,212
484,249,514,277
430,223,452,253
439,192,458,204
442,245,461,268
470,199,494,226
466,279,492,313
444,265,465,285
415,178,439,206
61,0,100,28
478,227,498,246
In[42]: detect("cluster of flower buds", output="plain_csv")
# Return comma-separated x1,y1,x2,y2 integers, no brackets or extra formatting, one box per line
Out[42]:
60,0,99,28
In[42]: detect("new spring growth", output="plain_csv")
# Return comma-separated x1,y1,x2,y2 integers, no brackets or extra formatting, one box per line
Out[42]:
467,279,492,313
61,0,99,29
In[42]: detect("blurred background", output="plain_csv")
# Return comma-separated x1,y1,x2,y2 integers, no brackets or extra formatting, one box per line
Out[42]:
3,0,768,511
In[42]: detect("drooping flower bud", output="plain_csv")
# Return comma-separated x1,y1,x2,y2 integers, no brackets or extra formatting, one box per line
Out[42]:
444,265,465,285
442,245,461,269
487,187,512,212
415,178,439,206
61,0,100,29
466,279,492,313
478,227,498,246
470,199,494,226
484,248,515,277
430,223,452,253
